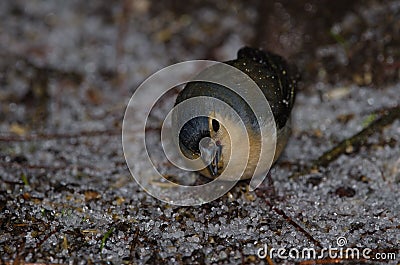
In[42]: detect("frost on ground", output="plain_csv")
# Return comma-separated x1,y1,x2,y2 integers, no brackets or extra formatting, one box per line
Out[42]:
0,0,399,264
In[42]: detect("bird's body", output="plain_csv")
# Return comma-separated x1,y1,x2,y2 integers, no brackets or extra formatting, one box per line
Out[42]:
173,47,298,179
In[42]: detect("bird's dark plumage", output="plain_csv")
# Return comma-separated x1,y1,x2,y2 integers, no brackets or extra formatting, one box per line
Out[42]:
175,47,298,156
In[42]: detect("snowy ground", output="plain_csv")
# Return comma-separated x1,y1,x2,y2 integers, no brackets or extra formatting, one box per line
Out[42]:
0,0,399,264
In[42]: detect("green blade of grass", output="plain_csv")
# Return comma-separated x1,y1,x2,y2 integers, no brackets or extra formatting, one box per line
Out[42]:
100,227,115,252
21,173,29,186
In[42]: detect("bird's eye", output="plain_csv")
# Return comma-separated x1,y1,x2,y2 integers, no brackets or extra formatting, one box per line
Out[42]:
211,119,220,132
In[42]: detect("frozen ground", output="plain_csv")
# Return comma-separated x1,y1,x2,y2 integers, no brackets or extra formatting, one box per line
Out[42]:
0,0,399,264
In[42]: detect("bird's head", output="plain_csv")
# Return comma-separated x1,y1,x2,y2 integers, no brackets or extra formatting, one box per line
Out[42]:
178,115,233,178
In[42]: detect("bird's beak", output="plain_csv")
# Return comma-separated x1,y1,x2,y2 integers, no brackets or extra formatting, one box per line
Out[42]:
208,144,222,177
199,139,222,177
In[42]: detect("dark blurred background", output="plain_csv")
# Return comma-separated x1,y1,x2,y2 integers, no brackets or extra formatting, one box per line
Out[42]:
0,0,399,134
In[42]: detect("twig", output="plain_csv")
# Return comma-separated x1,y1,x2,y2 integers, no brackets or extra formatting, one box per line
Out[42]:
1,52,84,83
0,161,107,173
0,129,121,142
0,126,164,142
35,228,58,249
290,105,400,178
255,187,323,249
270,203,323,249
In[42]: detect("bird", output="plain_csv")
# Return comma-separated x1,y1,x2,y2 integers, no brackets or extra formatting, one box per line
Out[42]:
172,46,299,180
